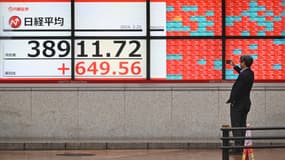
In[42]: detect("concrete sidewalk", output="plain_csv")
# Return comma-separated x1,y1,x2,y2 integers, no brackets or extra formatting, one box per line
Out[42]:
0,149,284,160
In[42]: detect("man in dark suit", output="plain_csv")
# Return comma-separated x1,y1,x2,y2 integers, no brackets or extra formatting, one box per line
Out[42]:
226,55,254,154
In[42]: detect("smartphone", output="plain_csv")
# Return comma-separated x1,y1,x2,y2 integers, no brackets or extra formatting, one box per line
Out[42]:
226,60,232,64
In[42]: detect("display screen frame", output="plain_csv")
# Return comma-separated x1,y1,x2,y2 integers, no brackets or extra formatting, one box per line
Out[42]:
0,0,284,83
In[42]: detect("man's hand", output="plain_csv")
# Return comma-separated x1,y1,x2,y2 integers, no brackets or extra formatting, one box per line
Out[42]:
226,99,236,105
231,60,236,67
226,99,231,104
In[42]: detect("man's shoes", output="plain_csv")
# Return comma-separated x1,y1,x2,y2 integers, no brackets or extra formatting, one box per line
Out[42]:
229,149,243,155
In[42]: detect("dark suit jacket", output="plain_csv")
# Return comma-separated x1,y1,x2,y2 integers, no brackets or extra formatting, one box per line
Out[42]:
228,66,254,107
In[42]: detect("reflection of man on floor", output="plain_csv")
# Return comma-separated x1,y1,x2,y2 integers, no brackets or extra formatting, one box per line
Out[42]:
226,55,254,154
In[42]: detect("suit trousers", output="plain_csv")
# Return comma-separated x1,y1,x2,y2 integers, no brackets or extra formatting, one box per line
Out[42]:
230,101,250,151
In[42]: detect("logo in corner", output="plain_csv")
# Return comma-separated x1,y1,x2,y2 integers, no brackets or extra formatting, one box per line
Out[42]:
9,16,21,28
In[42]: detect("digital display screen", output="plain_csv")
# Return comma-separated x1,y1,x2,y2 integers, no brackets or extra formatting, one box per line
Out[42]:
226,39,285,80
74,39,146,80
0,0,71,80
75,0,147,36
164,0,222,36
74,0,147,80
226,0,285,36
151,40,222,80
0,1,71,37
0,39,71,79
0,0,284,82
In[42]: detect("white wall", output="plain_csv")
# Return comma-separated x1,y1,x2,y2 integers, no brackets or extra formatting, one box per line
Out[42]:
0,83,284,148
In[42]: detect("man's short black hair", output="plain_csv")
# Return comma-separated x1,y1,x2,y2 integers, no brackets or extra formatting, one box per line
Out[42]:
240,55,253,67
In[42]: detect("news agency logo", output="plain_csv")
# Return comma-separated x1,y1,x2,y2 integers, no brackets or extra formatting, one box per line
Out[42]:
9,16,21,28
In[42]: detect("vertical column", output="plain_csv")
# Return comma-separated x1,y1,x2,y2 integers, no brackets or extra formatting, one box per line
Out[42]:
146,0,150,80
222,0,226,80
71,0,75,80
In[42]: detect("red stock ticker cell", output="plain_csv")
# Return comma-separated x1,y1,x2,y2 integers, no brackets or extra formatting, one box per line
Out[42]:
167,40,222,80
226,40,285,80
